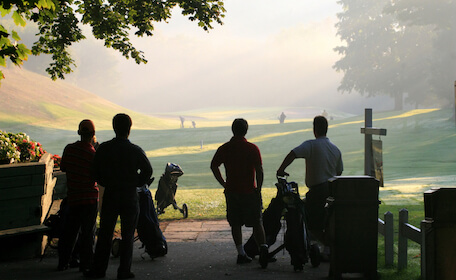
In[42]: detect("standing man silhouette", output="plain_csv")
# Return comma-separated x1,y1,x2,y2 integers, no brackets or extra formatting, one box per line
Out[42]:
85,114,153,279
211,118,269,268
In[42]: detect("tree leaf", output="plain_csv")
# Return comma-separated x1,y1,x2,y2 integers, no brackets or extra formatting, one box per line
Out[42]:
11,30,21,41
0,6,12,17
12,11,26,27
37,0,56,10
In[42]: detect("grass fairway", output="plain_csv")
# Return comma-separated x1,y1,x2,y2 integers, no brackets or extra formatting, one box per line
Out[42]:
2,107,455,279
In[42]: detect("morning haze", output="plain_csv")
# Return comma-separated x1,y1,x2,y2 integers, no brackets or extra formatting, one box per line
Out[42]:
5,1,455,116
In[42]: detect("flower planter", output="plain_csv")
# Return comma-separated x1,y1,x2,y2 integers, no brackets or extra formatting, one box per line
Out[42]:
0,153,56,260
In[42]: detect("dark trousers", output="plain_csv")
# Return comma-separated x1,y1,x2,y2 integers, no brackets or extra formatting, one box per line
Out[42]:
58,203,97,269
92,189,139,274
305,182,329,231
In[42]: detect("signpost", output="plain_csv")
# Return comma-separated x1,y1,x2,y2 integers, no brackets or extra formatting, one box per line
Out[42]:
361,108,387,185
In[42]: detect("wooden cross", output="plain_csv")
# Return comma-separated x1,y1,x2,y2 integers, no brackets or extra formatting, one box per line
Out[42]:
361,108,387,176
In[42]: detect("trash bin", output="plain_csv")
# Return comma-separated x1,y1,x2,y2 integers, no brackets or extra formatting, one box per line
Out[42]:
422,188,456,280
326,176,380,280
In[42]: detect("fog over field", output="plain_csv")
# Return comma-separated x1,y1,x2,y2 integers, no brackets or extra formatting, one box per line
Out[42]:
7,0,453,117
17,1,399,115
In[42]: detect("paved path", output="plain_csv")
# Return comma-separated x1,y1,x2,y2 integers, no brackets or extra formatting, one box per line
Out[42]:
0,220,337,280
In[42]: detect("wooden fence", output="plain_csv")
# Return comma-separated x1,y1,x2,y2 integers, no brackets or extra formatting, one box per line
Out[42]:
377,208,423,275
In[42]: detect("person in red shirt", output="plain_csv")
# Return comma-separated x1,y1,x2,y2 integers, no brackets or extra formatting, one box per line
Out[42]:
211,118,269,268
58,119,98,272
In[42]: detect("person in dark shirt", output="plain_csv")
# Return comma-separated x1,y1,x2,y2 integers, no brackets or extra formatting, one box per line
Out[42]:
58,119,98,272
211,118,269,268
85,113,153,280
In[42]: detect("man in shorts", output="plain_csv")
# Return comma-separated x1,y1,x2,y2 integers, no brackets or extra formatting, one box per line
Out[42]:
276,116,343,247
211,118,269,268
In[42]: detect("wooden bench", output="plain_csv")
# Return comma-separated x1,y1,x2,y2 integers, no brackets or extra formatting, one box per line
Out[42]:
0,224,50,239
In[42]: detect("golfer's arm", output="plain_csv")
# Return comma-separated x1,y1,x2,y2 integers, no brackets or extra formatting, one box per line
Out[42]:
210,162,226,187
255,164,264,190
277,151,296,175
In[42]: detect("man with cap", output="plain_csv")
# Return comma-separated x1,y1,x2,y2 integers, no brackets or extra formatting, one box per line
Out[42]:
58,119,99,272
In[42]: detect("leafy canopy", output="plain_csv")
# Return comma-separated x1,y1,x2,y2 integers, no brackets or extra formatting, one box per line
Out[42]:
333,0,455,110
0,0,225,82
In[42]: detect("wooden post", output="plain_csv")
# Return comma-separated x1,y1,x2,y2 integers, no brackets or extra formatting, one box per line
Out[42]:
384,211,394,266
364,109,373,176
398,209,409,270
361,109,387,177
421,220,429,280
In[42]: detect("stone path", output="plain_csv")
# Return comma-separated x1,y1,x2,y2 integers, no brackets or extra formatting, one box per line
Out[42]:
0,219,369,280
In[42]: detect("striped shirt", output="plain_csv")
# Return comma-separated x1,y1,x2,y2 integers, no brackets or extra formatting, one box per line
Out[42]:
60,141,98,205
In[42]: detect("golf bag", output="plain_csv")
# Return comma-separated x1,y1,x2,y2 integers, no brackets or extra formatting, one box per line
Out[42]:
244,195,284,256
284,197,309,270
137,185,168,259
244,177,319,271
155,163,188,218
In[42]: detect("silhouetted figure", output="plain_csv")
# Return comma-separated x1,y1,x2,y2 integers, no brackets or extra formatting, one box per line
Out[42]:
279,112,286,124
180,116,185,128
322,110,328,118
277,116,343,255
86,114,153,279
211,118,269,268
58,120,98,272
192,121,196,128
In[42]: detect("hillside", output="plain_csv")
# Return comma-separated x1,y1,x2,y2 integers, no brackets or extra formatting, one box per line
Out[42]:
0,67,357,131
0,67,176,130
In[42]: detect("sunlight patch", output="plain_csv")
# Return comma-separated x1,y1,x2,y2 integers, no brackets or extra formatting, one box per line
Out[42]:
146,143,222,157
376,109,439,121
380,175,456,204
329,109,438,129
146,128,312,157
249,128,312,143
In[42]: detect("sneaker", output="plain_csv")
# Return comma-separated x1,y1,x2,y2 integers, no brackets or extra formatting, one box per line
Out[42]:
259,244,269,269
236,254,252,264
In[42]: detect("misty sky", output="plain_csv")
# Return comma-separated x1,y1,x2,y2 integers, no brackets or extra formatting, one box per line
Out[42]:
66,1,395,115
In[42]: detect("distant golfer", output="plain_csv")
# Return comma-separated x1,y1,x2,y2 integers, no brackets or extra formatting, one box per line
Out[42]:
211,118,269,268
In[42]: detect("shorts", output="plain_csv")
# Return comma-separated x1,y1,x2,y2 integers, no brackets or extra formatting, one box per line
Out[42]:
225,191,262,227
305,182,329,231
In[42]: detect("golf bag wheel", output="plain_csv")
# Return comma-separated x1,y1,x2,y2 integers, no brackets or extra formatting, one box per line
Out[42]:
182,203,188,219
111,237,121,257
310,243,321,267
